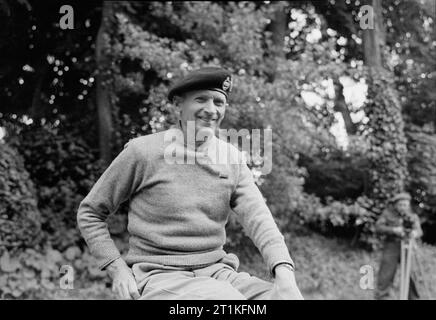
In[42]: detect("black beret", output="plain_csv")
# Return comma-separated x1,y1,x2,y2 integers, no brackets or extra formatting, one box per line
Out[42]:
168,67,233,102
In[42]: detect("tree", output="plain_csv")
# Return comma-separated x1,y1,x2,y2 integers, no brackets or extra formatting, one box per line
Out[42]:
264,1,289,82
361,0,409,212
333,77,357,135
95,1,115,165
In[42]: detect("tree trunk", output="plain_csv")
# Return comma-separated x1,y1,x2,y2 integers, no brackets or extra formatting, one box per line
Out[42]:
29,63,47,120
270,3,287,59
95,1,114,166
265,2,288,82
333,78,356,135
362,0,385,68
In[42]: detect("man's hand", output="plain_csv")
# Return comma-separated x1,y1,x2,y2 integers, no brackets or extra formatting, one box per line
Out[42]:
270,264,304,300
392,226,405,238
106,258,140,300
410,229,421,239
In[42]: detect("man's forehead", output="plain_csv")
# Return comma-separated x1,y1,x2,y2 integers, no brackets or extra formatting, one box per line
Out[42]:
187,89,227,100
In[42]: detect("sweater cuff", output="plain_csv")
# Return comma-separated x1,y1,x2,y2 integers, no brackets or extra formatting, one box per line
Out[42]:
263,244,295,277
271,260,295,277
99,254,122,271
88,240,122,270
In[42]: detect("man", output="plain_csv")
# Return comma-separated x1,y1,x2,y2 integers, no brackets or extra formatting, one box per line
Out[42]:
77,67,303,300
374,192,423,300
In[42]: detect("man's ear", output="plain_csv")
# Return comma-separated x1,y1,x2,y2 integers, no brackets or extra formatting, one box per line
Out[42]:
173,95,183,117
173,95,184,107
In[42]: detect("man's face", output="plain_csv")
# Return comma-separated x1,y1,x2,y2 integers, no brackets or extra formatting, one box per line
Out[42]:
175,89,227,140
394,199,410,214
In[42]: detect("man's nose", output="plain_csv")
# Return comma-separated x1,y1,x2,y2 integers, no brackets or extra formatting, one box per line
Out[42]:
203,99,217,114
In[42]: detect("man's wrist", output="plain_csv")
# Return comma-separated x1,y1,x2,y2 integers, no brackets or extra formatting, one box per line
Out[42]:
106,257,127,272
273,263,295,277
274,265,298,287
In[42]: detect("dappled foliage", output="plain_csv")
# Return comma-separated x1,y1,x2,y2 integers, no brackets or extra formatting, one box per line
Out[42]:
4,118,106,250
300,151,370,201
0,245,108,299
1,0,434,251
406,125,436,243
0,142,42,252
0,2,435,301
297,195,379,249
362,69,409,213
0,0,101,117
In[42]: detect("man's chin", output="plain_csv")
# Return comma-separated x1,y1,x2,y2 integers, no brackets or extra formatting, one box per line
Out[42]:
196,126,216,141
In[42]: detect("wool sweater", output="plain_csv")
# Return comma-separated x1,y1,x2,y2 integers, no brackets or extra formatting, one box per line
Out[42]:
77,127,294,274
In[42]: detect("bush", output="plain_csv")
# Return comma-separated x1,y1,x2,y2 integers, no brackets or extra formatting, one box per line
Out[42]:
406,125,436,244
0,141,42,252
300,151,370,201
294,195,380,249
6,120,106,250
363,69,409,212
0,245,110,299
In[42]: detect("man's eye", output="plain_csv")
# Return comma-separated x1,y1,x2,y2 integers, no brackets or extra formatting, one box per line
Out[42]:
214,101,224,106
196,97,207,102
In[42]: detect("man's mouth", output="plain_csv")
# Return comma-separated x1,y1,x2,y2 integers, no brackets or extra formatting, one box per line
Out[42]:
196,116,218,123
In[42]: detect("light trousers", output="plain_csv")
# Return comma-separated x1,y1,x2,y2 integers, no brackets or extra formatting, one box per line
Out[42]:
131,253,274,300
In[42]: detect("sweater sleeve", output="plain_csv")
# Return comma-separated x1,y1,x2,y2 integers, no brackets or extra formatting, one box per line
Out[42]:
230,161,295,276
77,140,146,270
375,209,397,236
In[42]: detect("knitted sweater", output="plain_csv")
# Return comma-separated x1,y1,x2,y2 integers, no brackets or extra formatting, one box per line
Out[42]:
77,127,294,274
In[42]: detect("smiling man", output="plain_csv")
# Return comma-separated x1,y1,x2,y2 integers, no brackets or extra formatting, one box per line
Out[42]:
77,67,303,300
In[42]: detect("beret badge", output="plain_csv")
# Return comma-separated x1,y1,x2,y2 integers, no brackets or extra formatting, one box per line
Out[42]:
222,76,232,92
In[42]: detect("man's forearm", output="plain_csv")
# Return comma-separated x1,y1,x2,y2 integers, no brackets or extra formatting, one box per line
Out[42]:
231,162,295,275
76,139,145,270
375,224,397,236
77,200,122,270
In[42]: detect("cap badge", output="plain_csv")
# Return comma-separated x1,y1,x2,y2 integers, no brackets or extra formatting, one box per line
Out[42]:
222,76,232,92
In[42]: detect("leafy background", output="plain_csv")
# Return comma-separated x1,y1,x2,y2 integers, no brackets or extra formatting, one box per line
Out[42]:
0,0,435,299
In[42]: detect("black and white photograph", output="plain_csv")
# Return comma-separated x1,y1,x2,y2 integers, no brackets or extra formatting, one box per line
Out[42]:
0,0,435,308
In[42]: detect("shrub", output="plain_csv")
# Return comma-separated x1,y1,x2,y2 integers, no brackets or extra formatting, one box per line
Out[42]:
6,120,106,250
363,69,409,212
406,125,436,244
294,195,380,249
300,151,370,201
0,245,110,299
0,141,42,252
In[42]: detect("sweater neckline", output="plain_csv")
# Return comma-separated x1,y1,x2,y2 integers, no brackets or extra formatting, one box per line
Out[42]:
172,120,218,155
